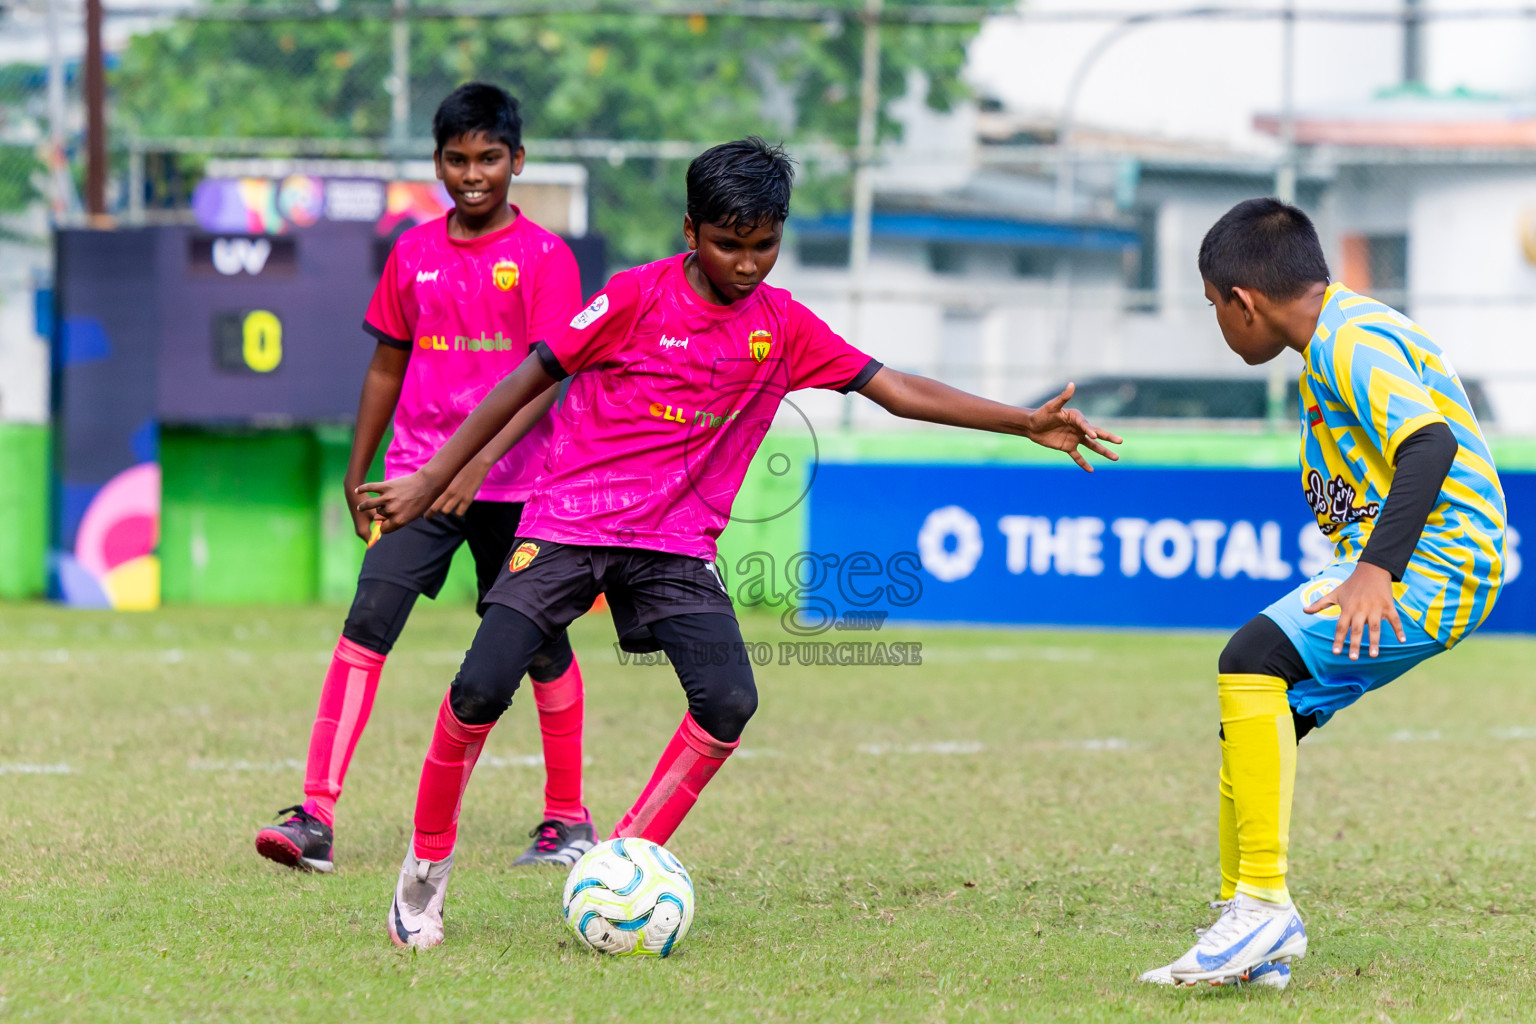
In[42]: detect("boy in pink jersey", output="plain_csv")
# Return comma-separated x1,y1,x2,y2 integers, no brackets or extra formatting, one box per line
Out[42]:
360,138,1123,948
254,83,595,874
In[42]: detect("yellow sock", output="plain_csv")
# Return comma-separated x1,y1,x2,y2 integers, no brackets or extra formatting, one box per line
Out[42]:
1217,673,1296,905
1218,735,1238,902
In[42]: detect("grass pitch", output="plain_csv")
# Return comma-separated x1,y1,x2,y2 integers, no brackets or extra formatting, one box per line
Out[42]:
2,603,1535,1022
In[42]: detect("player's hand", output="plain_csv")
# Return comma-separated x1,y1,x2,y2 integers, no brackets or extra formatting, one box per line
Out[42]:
355,470,444,535
1023,383,1123,472
343,473,374,541
1303,561,1406,660
429,459,491,519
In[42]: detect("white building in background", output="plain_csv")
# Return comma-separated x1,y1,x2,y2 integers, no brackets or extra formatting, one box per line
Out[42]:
0,207,52,424
780,2,1536,433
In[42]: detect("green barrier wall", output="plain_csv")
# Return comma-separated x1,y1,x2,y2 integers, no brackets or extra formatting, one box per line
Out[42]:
0,423,49,600
160,429,320,605
313,425,476,607
316,425,366,606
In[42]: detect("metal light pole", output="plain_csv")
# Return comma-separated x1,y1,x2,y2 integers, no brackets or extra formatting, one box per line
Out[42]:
842,0,882,430
389,0,411,153
85,0,107,218
1055,15,1149,217
1274,0,1297,204
1403,0,1424,85
45,0,71,216
1267,0,1298,427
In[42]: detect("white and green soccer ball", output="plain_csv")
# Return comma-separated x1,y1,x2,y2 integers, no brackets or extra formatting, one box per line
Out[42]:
561,838,694,957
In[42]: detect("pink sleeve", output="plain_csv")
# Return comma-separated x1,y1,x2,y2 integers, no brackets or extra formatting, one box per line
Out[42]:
527,240,584,354
787,299,881,393
362,244,411,346
542,271,642,376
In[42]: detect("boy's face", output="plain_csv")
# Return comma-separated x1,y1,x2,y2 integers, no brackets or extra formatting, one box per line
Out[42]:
1204,279,1287,365
683,215,783,302
434,132,523,219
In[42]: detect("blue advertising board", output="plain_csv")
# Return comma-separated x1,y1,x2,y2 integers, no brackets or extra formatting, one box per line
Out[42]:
804,464,1530,633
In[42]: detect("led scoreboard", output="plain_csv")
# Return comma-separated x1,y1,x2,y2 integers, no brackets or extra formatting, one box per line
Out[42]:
159,221,382,422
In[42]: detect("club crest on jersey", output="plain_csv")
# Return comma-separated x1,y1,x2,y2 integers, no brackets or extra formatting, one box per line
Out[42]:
1304,468,1381,533
571,295,609,330
748,330,772,363
509,541,539,572
1300,578,1342,619
492,260,519,291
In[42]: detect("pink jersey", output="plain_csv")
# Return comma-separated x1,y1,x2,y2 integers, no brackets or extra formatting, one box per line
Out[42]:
519,253,881,559
363,208,582,502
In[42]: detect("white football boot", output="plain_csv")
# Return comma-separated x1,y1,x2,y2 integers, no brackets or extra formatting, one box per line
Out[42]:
387,849,454,949
1140,955,1292,989
1165,893,1306,986
1139,901,1288,989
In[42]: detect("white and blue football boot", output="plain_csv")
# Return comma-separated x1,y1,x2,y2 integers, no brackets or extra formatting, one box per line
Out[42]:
1139,957,1291,989
1166,894,1306,986
1138,900,1293,990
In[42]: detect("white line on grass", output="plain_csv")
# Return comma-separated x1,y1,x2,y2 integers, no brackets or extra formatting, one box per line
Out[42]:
1390,729,1442,743
0,763,72,775
1058,738,1130,751
187,758,304,772
477,754,595,768
858,742,985,756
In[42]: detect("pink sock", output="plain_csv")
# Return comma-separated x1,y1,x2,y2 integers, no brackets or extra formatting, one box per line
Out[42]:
532,656,589,825
612,713,738,844
412,694,494,860
301,636,386,827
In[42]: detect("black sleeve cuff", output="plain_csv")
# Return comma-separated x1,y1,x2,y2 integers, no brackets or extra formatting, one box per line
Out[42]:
1359,421,1458,581
363,321,411,350
838,358,884,395
534,341,570,381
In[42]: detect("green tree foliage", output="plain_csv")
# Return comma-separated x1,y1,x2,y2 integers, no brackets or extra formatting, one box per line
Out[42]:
0,63,46,212
0,147,42,213
115,2,1007,263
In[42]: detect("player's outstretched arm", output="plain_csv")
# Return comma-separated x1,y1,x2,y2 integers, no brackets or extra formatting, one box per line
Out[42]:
357,352,557,531
344,343,411,541
857,369,1122,472
426,380,560,518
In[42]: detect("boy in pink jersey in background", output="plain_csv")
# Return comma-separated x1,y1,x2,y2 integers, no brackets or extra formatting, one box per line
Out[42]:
359,138,1123,948
254,83,596,874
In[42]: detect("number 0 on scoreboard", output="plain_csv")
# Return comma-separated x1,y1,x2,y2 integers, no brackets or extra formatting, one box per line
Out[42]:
213,309,284,373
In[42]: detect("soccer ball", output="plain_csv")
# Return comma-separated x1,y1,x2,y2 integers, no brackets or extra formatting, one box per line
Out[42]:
561,838,694,957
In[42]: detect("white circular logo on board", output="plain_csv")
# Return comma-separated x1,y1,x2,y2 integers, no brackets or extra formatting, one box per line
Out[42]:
917,505,984,582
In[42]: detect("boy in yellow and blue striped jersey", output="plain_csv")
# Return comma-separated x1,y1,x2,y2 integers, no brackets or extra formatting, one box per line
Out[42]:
1141,198,1506,991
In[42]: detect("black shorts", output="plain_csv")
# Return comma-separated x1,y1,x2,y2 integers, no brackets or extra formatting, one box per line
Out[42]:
359,501,525,603
481,539,735,653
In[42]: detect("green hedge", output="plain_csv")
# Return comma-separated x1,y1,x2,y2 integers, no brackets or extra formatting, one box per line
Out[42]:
0,423,48,600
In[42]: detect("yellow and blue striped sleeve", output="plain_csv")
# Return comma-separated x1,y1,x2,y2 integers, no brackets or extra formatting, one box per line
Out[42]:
1314,323,1448,465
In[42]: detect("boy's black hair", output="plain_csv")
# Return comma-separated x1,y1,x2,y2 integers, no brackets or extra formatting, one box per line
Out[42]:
432,82,521,154
1198,197,1330,301
686,137,795,232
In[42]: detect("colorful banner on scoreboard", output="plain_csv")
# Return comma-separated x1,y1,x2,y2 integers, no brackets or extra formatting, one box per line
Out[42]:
805,464,1530,633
